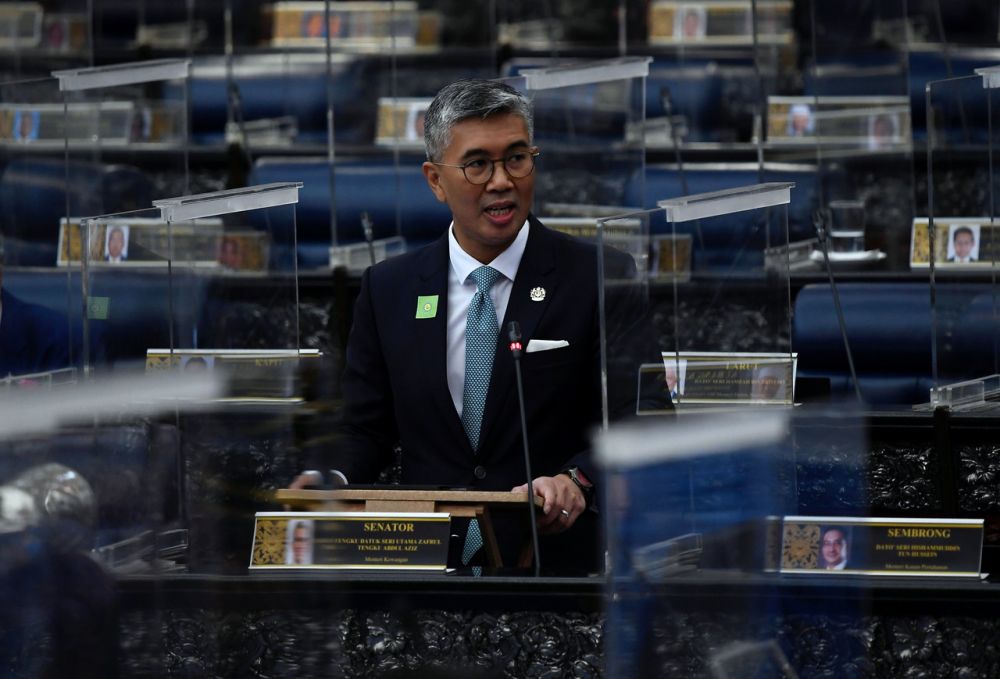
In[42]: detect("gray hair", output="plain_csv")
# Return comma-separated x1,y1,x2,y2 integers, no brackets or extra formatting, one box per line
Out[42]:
423,79,533,162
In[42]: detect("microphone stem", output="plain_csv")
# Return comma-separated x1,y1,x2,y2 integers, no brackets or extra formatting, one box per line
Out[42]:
512,355,542,577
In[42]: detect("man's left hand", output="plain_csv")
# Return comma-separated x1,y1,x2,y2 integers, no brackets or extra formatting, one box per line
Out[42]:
511,475,585,535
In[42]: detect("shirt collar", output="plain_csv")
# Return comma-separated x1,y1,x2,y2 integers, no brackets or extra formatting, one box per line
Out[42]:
448,220,530,285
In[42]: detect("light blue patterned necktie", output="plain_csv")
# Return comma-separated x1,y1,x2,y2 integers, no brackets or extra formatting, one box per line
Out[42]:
461,265,503,451
461,265,502,568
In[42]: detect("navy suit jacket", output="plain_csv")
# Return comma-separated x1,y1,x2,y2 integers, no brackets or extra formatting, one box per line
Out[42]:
325,216,648,569
0,288,73,377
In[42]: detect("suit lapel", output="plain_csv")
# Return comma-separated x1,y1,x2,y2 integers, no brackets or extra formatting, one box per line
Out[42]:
414,233,474,456
478,217,558,451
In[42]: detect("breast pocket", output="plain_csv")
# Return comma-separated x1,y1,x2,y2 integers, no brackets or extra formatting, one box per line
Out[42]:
522,342,585,372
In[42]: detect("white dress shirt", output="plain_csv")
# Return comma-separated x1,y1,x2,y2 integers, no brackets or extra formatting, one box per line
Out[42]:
304,222,531,486
446,221,530,417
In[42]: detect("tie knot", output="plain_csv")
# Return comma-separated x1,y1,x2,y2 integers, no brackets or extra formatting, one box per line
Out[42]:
469,266,503,293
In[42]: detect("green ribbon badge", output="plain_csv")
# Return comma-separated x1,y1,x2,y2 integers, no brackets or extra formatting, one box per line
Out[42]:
415,295,439,319
87,296,110,320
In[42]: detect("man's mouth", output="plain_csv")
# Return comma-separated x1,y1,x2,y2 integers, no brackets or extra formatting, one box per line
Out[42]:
484,202,514,218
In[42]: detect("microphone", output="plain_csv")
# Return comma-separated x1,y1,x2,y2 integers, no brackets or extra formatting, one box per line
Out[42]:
507,321,541,576
507,321,523,358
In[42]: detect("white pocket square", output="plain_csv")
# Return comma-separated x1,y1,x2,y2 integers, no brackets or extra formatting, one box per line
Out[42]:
526,339,569,353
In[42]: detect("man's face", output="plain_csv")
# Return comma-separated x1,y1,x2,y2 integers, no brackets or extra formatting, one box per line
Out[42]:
954,232,974,259
791,112,810,135
108,229,124,258
422,112,534,264
292,525,309,562
821,529,846,567
683,11,700,37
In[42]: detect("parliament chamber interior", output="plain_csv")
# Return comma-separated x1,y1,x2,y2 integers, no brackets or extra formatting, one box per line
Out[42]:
3,1,1000,676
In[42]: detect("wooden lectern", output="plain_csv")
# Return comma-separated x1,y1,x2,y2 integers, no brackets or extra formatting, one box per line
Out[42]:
275,488,543,568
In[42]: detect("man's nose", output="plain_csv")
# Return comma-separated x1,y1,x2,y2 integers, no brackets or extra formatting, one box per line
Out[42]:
486,159,514,190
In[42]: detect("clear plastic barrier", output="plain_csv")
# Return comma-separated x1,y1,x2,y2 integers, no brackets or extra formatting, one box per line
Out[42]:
75,183,302,382
600,183,795,415
648,1,793,47
507,57,650,232
52,59,191,207
776,0,915,272
928,376,988,409
0,1,91,75
156,183,303,352
600,406,868,678
0,75,95,382
924,70,999,385
498,2,627,50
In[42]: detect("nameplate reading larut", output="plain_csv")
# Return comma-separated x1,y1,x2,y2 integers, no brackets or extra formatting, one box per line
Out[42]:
779,516,984,577
250,512,451,571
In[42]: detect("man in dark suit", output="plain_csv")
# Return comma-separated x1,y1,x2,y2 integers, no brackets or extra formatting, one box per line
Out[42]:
296,79,653,572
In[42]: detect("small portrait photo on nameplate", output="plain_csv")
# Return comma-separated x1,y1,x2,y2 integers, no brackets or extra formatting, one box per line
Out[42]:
651,234,692,282
217,231,270,272
866,111,903,151
674,3,707,41
910,217,995,270
250,512,452,571
13,109,40,142
103,224,130,263
779,516,984,577
656,352,796,405
376,97,431,147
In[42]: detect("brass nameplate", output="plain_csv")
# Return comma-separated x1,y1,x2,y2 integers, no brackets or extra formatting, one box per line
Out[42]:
58,218,269,271
780,516,984,577
767,95,911,150
145,349,321,401
910,217,997,269
648,1,793,46
643,352,797,408
250,512,451,571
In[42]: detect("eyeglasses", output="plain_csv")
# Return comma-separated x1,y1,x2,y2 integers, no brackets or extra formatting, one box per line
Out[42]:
433,148,540,185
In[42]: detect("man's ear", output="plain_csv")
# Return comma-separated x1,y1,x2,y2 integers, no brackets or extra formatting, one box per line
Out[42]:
422,161,447,203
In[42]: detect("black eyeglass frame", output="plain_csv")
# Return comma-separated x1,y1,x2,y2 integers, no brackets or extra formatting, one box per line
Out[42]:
432,148,541,185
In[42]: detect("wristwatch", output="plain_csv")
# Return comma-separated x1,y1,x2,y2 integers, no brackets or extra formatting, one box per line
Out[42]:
561,467,594,508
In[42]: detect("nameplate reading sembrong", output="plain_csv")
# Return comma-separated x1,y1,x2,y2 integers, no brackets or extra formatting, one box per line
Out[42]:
249,512,451,571
779,516,984,577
